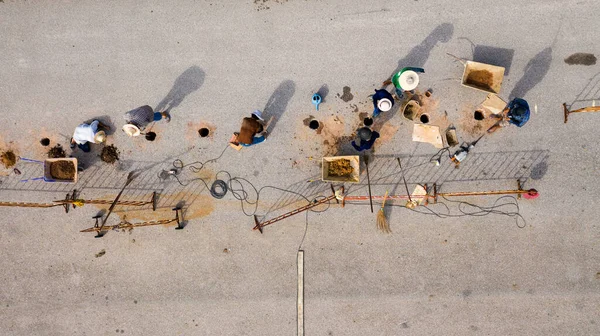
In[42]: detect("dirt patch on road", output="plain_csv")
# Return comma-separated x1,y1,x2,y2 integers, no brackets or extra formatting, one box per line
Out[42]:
338,86,354,102
564,53,597,66
187,121,216,141
457,104,496,138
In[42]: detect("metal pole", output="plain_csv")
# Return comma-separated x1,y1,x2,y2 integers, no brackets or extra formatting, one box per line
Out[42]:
344,188,538,202
98,171,138,233
365,156,374,213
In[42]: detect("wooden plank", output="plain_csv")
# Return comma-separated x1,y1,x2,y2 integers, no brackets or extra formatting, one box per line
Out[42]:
297,250,304,336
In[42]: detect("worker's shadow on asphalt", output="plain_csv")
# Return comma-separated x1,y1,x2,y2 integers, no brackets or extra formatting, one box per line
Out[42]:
155,66,205,113
262,80,296,134
389,22,454,78
370,22,454,140
509,47,553,99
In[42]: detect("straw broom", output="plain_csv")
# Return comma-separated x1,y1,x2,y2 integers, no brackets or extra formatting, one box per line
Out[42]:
376,191,391,233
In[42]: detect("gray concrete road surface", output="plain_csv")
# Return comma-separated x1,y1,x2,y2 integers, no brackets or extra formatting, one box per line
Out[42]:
0,0,599,335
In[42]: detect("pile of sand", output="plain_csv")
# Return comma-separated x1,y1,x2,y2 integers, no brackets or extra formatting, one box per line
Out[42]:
47,145,66,158
50,161,75,180
101,145,120,164
328,159,353,177
465,70,494,92
1,150,17,168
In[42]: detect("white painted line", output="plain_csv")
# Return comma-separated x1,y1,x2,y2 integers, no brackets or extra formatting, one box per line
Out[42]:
297,250,304,336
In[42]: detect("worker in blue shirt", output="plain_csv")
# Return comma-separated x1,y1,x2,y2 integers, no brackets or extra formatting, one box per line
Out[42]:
488,98,530,133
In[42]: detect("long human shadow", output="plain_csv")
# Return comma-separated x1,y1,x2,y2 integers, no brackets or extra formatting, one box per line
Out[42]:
262,80,296,134
373,23,454,131
509,47,553,99
155,66,205,113
389,22,454,77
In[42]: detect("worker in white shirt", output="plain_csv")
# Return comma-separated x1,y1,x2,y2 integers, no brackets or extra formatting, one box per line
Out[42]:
70,120,107,152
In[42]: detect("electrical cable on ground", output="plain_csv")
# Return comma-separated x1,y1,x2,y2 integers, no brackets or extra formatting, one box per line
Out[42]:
345,194,526,228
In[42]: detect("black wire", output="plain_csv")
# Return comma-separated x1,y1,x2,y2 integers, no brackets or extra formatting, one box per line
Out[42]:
210,180,228,199
429,147,451,163
172,144,230,174
160,146,333,226
345,194,526,228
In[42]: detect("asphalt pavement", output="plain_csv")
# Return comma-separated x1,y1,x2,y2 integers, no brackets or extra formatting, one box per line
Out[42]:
0,0,599,335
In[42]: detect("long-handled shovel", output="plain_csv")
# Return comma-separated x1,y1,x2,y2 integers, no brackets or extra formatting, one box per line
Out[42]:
365,155,374,213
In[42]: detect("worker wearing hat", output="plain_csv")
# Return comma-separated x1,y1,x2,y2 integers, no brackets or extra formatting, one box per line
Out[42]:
122,105,170,137
231,110,268,147
487,98,530,133
391,67,425,98
351,127,380,152
371,89,394,118
70,120,107,152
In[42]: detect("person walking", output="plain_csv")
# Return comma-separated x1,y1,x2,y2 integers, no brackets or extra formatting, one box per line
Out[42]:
352,127,380,152
487,98,530,133
371,89,394,118
122,105,170,137
231,110,267,147
70,120,107,152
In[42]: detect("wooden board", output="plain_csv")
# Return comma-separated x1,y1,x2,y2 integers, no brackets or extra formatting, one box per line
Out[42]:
412,124,444,148
481,93,507,115
228,134,242,151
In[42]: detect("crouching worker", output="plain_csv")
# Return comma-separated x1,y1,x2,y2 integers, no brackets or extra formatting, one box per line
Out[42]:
352,127,380,152
70,120,107,152
122,105,170,137
487,98,530,133
371,89,394,118
231,110,267,147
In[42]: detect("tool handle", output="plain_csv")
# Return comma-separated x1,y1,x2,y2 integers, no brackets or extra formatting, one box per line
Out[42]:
20,177,44,182
18,157,44,164
446,53,467,65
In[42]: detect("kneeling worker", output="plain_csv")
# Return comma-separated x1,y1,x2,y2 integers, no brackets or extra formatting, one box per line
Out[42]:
231,110,267,147
70,120,107,152
487,98,530,133
122,105,170,137
351,127,380,152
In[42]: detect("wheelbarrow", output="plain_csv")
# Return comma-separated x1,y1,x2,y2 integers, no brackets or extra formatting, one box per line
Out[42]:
19,157,78,183
447,53,505,94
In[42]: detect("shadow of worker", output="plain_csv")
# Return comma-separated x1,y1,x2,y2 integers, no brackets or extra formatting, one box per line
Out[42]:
262,80,296,134
509,47,553,99
390,22,454,76
156,66,205,113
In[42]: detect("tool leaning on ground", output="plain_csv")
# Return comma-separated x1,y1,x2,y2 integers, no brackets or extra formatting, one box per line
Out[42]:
95,171,139,237
364,155,374,213
396,157,417,209
376,191,390,233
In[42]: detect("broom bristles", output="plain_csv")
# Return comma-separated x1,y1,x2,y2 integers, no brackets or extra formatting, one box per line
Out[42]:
377,209,391,233
376,191,391,233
